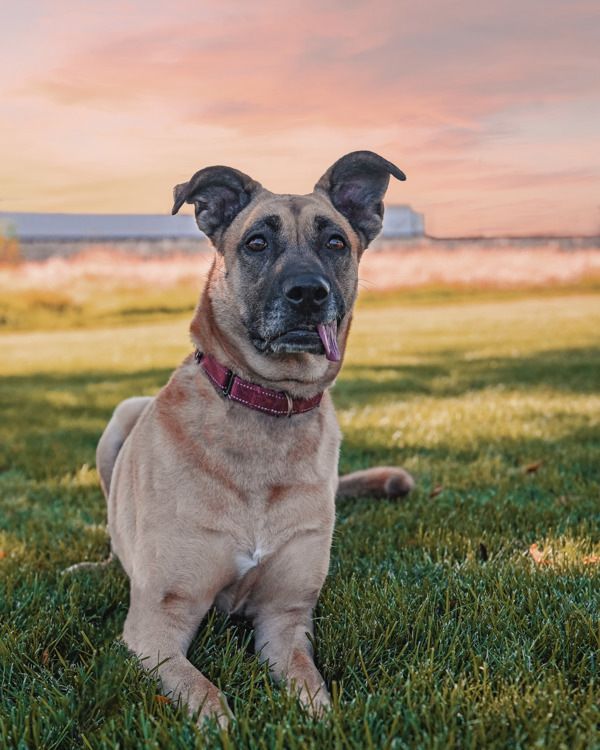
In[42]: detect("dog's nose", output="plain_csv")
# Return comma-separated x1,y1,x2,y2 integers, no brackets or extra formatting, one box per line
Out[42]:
282,274,331,311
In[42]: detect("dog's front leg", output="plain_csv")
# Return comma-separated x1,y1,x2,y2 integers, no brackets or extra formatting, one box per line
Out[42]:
253,606,329,715
247,530,332,716
123,584,232,729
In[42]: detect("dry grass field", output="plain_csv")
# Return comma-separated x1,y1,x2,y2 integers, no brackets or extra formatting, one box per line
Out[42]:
1,243,600,331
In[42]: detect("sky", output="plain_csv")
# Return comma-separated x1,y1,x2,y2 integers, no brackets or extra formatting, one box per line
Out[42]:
1,0,599,237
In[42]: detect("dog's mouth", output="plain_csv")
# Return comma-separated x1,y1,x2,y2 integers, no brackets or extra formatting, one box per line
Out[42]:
251,319,342,361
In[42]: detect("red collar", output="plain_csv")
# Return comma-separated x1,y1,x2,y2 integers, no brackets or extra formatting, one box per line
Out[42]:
194,349,323,418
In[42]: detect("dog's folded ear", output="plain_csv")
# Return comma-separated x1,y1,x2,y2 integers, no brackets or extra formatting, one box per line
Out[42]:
172,166,262,240
314,151,406,246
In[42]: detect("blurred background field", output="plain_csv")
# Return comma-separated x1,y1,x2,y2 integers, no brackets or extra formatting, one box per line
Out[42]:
1,243,600,747
2,242,600,331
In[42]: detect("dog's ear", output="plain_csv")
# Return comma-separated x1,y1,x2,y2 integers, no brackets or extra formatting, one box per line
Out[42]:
314,151,406,246
172,166,262,240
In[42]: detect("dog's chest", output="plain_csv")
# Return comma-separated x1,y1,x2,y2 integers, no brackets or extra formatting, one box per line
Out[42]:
235,545,267,577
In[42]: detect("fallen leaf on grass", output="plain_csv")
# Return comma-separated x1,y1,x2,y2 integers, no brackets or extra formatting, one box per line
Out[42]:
529,543,551,566
0,550,5,559
42,649,50,665
526,461,543,474
155,696,172,705
529,543,599,569
429,486,443,498
583,556,599,565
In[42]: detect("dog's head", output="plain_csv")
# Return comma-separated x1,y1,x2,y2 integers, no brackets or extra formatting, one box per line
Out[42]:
172,151,405,393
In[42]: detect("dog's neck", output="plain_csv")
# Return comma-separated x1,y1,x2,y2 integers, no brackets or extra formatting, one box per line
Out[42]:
193,349,324,417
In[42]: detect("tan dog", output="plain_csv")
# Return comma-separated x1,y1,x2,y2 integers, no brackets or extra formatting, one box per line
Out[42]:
96,151,414,728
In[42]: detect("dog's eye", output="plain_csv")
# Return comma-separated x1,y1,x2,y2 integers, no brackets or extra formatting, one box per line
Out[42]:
327,235,345,251
246,236,267,252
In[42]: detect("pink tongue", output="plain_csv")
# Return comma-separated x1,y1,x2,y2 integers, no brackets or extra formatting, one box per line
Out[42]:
317,321,341,361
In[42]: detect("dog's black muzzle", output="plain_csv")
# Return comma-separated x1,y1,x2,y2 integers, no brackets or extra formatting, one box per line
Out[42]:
248,270,346,356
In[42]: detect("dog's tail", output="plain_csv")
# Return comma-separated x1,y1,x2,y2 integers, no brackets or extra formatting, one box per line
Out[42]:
96,396,153,499
336,467,414,501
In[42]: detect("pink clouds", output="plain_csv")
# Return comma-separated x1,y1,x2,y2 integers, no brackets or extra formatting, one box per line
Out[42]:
26,1,599,127
1,0,599,235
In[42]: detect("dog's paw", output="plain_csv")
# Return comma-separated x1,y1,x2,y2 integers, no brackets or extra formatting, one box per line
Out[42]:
383,468,415,499
296,682,331,720
195,691,233,731
337,466,415,501
301,689,330,720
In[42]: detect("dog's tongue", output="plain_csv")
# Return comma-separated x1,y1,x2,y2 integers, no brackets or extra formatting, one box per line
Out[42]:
317,321,341,362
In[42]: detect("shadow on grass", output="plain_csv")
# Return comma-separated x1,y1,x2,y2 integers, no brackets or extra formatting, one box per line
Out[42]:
0,367,174,477
1,345,599,480
338,421,600,472
337,345,600,407
0,366,175,390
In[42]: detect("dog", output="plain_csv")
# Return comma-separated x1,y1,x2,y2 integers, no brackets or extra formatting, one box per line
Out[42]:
96,150,414,728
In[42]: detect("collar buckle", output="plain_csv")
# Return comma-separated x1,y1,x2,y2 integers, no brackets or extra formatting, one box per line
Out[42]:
222,369,235,398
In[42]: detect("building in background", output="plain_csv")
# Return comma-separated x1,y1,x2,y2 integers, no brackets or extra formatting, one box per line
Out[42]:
381,205,425,237
0,212,199,241
0,205,426,261
0,212,207,261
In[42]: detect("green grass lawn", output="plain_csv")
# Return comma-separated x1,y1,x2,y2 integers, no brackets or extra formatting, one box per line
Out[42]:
1,292,599,748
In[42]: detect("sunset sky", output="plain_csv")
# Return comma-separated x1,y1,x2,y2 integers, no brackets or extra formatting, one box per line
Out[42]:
2,0,599,237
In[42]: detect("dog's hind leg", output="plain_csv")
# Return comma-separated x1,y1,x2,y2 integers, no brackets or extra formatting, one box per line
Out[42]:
96,396,153,499
336,466,414,501
63,397,153,575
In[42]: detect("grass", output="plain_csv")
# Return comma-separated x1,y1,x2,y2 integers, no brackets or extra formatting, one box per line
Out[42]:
1,289,600,748
3,281,600,332
354,276,600,310
0,284,202,332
